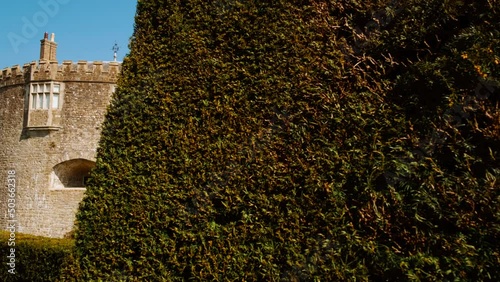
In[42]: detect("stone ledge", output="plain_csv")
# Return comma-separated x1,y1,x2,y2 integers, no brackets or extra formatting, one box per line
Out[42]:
26,126,62,131
49,187,86,191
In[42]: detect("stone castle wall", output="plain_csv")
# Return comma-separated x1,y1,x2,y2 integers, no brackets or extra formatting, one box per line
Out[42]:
0,60,120,238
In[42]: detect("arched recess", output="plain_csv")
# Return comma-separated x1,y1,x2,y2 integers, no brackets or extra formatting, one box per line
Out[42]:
51,159,96,189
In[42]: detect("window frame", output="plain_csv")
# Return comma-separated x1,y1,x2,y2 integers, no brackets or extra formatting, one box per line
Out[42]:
29,82,62,110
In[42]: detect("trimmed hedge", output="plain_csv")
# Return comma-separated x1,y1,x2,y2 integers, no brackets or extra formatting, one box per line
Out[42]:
0,231,74,282
74,0,499,280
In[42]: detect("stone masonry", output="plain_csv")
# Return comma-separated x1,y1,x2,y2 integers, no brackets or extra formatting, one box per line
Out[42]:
0,33,121,238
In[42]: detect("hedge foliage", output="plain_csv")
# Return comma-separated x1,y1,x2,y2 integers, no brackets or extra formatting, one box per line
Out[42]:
0,231,74,282
74,0,499,280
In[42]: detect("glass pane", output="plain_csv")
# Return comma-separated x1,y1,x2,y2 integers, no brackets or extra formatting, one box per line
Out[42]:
44,93,50,109
53,84,60,93
52,94,59,109
32,93,37,109
44,84,50,93
38,94,43,109
32,84,38,93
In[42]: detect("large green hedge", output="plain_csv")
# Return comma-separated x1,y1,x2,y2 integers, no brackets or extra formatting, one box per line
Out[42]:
74,0,499,280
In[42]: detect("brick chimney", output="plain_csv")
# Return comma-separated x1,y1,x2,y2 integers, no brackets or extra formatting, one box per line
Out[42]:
40,32,57,61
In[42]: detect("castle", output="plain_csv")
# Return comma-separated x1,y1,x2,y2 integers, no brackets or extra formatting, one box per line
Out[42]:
0,33,121,238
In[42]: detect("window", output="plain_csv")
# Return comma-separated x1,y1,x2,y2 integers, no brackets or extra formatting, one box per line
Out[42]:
30,82,61,109
52,83,60,109
51,159,96,189
52,94,59,109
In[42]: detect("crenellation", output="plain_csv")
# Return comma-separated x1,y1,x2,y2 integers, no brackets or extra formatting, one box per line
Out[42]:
1,65,21,78
0,64,30,87
18,60,123,83
77,60,88,73
11,65,21,76
1,67,11,79
32,61,59,81
108,61,121,74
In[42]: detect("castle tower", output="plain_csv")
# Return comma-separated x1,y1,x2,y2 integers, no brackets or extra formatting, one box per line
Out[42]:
0,34,121,238
40,32,57,61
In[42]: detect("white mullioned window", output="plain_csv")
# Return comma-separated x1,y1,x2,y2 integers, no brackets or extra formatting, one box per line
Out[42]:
52,83,60,109
30,82,62,110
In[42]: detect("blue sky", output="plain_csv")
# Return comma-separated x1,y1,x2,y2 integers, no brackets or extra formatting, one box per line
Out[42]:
0,0,137,69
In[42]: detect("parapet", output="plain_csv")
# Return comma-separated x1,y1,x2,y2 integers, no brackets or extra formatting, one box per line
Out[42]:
32,60,122,83
0,64,31,87
0,60,121,88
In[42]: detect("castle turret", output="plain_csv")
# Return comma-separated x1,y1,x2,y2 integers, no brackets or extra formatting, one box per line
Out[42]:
40,32,57,62
0,33,121,238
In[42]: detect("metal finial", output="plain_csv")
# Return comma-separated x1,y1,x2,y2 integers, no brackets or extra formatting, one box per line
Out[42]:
112,42,120,62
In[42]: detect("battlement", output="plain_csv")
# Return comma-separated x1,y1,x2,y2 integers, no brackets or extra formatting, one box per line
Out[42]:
0,64,32,87
32,60,121,82
0,60,121,87
1,33,122,87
